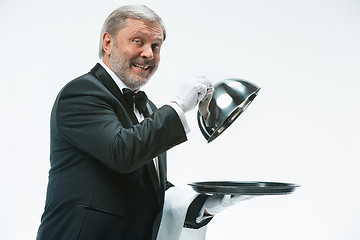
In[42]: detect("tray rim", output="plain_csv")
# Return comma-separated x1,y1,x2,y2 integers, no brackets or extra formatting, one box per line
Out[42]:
188,181,300,195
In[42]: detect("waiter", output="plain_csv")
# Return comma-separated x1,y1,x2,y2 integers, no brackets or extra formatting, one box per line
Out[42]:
37,5,245,240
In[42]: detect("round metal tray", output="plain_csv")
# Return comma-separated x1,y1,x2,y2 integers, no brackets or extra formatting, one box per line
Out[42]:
188,181,299,195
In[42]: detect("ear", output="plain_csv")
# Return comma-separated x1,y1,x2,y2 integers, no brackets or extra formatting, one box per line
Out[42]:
102,32,113,56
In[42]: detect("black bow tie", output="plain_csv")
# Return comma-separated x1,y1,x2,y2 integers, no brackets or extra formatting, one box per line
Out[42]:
122,88,149,117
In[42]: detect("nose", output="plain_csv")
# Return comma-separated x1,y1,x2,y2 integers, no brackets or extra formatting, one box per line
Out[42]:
140,44,154,60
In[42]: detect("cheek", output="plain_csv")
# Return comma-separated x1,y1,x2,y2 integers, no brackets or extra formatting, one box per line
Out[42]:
118,45,139,59
154,54,161,64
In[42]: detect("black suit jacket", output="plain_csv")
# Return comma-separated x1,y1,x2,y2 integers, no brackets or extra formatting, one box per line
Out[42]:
37,64,211,240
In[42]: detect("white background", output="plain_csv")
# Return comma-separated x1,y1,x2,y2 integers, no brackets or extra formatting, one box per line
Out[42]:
1,0,359,239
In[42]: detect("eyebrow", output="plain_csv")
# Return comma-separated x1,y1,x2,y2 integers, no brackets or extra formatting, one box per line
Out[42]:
131,30,164,43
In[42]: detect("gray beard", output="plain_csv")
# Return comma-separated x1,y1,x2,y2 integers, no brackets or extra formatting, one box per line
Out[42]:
109,50,154,90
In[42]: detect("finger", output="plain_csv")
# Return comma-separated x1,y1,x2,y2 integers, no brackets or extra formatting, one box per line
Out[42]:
197,84,208,102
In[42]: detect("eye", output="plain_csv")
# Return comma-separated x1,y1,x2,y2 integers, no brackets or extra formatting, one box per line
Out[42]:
152,44,161,53
133,39,142,45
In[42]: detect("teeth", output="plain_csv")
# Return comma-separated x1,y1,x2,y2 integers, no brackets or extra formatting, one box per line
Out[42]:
133,63,150,70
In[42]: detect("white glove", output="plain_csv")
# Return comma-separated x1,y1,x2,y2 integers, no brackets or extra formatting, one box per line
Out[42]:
198,87,214,126
173,76,212,113
203,194,254,215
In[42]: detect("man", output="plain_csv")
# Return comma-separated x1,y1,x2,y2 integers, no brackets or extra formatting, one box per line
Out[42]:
37,5,246,240
37,5,214,240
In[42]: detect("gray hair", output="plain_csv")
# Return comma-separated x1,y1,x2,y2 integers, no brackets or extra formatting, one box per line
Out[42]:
98,5,166,59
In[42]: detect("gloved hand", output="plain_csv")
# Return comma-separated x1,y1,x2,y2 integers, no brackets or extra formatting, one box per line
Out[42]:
203,194,255,215
198,87,214,126
172,76,212,113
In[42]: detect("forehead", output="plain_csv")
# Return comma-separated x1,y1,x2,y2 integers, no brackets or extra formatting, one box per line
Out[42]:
119,18,164,41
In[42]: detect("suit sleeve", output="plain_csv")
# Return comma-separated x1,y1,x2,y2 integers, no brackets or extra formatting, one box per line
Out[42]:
183,194,213,229
53,77,187,174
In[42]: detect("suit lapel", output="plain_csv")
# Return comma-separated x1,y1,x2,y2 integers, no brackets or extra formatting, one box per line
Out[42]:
146,103,165,199
91,63,165,200
157,153,167,193
146,161,160,188
90,63,138,124
145,155,166,204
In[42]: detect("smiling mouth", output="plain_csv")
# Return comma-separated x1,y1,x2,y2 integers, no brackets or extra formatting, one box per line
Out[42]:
132,63,150,71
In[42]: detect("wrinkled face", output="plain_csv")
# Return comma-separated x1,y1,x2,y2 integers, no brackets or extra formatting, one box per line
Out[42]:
108,18,164,90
